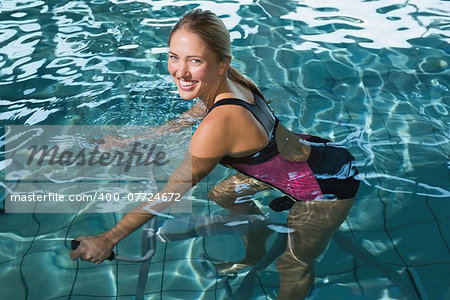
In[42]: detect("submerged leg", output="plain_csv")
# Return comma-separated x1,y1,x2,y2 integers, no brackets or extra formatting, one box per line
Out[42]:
207,173,272,272
276,198,354,300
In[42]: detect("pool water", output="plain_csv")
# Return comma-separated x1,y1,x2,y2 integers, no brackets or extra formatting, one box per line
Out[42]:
1,0,449,299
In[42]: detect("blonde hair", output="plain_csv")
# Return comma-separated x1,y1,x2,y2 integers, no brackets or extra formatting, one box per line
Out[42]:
168,9,265,99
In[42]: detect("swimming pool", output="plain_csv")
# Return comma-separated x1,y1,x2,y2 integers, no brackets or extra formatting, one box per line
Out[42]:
1,0,449,299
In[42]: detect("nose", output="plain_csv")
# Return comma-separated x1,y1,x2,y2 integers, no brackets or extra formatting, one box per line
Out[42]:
176,61,190,78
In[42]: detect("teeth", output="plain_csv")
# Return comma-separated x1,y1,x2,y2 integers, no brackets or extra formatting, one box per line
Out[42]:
180,79,197,87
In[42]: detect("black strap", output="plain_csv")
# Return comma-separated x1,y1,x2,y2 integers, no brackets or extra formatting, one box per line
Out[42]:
207,91,279,165
207,92,276,139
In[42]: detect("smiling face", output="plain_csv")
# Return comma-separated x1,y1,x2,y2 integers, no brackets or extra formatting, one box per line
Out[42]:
168,28,229,104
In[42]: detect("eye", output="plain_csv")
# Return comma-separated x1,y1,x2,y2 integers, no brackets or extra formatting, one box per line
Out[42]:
169,55,178,61
190,58,202,65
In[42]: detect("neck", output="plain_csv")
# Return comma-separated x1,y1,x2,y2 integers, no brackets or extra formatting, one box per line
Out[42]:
201,75,229,110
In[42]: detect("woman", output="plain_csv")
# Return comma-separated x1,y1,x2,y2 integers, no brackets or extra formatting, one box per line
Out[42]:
70,9,359,299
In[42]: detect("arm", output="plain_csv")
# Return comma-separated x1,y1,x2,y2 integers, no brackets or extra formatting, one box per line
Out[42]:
153,99,208,135
102,99,207,148
275,123,311,161
97,153,221,247
70,112,230,263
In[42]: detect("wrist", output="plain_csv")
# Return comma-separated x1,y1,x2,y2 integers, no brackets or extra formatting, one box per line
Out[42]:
100,230,121,247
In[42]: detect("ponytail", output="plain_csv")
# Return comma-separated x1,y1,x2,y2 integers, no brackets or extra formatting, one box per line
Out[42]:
227,66,265,100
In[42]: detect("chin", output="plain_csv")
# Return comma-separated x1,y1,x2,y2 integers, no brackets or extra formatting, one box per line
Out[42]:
178,93,197,101
177,88,199,100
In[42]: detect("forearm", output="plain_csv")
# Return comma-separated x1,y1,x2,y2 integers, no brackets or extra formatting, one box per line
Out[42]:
151,116,194,136
154,101,206,134
145,99,206,137
103,178,193,245
102,200,169,245
102,151,219,246
106,101,205,147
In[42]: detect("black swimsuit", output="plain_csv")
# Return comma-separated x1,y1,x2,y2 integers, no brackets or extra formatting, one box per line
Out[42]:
207,91,360,209
208,91,278,165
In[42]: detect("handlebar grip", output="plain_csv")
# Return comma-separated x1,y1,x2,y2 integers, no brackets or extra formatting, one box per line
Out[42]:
71,240,115,261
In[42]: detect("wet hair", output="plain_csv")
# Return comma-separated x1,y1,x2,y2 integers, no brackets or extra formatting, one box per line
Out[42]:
168,9,264,99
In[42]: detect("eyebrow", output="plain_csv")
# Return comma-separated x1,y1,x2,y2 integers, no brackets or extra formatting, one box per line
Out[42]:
168,51,205,59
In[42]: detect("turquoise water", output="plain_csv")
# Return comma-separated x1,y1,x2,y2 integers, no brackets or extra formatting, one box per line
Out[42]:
1,0,449,299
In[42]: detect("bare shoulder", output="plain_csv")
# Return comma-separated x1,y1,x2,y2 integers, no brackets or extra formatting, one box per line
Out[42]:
193,106,237,142
189,106,236,158
190,104,250,158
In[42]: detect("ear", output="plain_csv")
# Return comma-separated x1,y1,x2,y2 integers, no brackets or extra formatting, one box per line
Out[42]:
218,59,230,76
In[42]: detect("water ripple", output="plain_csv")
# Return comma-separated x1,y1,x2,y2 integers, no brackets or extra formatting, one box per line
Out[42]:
280,0,449,49
0,0,449,298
